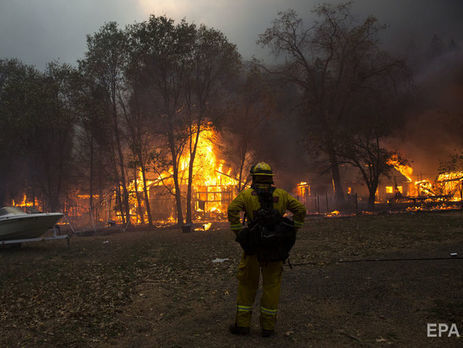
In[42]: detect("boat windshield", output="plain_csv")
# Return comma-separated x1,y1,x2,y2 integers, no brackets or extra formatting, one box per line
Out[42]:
0,207,26,216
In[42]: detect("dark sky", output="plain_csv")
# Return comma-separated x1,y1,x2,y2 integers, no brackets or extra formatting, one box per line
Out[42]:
0,0,462,70
1,0,462,178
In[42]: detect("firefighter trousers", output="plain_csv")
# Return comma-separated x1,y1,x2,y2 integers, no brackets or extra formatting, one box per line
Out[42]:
235,253,283,331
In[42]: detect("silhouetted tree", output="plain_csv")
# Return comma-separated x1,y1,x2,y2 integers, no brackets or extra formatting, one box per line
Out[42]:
82,22,131,223
259,2,406,207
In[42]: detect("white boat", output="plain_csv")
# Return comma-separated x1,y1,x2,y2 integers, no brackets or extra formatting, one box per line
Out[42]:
0,207,63,241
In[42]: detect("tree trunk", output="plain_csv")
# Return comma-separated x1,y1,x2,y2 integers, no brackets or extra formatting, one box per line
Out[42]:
368,187,376,211
186,124,201,224
171,162,184,226
186,165,194,224
111,144,125,224
89,135,95,227
167,122,184,226
111,102,131,225
96,148,104,222
139,160,153,226
328,147,345,206
367,178,379,211
115,184,125,224
133,167,145,224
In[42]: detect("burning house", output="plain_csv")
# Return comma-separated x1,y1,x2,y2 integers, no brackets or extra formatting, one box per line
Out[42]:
293,154,463,214
10,127,242,226
69,128,241,225
143,128,239,223
385,157,463,208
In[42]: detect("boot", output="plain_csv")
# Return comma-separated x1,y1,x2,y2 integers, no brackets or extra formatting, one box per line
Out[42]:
229,324,250,335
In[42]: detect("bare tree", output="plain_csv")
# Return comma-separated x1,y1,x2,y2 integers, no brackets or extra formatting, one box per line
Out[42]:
337,51,410,210
337,119,393,210
258,2,405,207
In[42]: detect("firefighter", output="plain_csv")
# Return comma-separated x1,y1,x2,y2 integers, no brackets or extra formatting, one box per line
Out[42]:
228,162,306,337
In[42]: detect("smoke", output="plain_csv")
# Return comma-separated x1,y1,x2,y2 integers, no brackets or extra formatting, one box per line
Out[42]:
1,0,462,70
388,45,463,177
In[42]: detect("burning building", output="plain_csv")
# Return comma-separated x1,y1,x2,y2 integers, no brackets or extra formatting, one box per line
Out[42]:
293,154,463,214
111,127,241,224
10,127,244,226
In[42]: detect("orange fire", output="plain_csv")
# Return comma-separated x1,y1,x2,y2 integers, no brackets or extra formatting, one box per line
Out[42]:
387,155,462,202
387,156,413,182
437,171,463,201
123,126,242,224
296,182,310,198
12,194,37,209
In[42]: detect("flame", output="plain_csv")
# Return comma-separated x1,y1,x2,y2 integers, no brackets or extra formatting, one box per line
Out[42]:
125,169,155,224
385,155,462,205
122,126,241,224
437,171,463,182
77,194,100,199
415,179,435,196
177,127,239,218
194,222,212,231
437,171,463,201
296,182,310,198
406,203,460,212
178,128,238,187
387,156,413,182
12,194,36,208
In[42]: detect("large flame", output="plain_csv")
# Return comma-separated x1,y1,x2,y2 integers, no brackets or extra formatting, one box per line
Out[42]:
179,127,239,218
387,156,413,182
178,128,237,187
386,155,462,201
437,171,463,201
124,126,241,224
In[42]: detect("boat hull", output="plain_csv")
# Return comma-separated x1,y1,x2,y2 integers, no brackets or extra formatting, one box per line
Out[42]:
0,213,63,241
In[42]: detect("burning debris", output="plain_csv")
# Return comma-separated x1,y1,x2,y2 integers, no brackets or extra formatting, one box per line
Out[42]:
194,222,212,232
386,158,462,203
294,153,462,217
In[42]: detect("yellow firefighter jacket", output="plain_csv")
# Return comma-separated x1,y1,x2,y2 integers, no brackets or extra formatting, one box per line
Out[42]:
228,186,306,233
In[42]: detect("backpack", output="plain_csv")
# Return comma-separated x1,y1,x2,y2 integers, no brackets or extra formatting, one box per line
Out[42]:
238,187,296,262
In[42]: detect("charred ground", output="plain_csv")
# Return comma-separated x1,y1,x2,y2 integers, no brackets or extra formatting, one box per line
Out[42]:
1,212,462,347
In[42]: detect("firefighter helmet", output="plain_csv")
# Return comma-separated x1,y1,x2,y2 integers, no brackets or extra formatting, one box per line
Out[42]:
250,162,274,176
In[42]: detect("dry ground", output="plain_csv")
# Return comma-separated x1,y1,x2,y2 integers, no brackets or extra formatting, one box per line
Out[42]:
1,212,463,347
